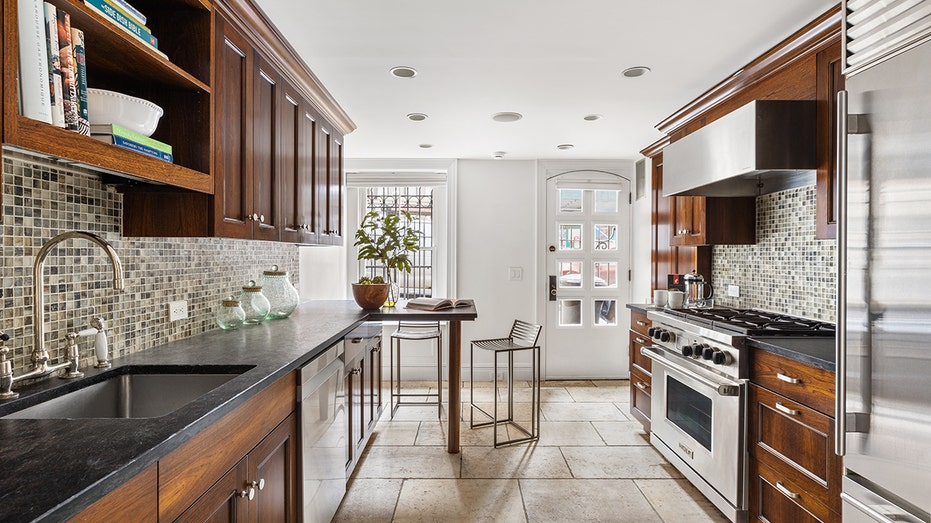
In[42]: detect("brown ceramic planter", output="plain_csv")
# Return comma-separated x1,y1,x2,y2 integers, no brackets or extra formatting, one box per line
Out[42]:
351,283,389,309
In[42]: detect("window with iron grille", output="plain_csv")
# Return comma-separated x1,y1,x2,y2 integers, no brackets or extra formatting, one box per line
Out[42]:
361,187,434,299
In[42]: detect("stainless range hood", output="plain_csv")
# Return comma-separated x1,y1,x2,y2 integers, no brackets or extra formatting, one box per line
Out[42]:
663,100,816,197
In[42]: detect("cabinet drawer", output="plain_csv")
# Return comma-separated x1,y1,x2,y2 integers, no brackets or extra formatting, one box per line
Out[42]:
630,310,652,337
751,348,835,416
750,457,840,523
629,331,652,374
748,384,841,513
629,366,651,432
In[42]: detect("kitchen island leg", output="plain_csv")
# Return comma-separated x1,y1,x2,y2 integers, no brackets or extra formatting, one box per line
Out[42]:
448,320,461,453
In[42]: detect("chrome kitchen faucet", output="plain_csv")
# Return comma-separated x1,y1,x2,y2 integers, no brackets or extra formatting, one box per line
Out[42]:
0,231,124,399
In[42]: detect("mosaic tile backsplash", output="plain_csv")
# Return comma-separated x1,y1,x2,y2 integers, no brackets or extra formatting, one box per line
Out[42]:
712,184,836,322
1,154,300,377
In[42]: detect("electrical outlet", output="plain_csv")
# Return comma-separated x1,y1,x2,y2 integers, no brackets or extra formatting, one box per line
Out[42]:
727,285,740,298
168,300,188,321
508,267,523,281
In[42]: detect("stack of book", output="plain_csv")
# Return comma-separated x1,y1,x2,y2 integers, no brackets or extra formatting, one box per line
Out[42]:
91,123,173,163
82,0,167,60
17,0,90,134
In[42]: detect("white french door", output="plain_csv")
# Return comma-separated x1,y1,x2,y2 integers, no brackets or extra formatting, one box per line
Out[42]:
544,171,630,379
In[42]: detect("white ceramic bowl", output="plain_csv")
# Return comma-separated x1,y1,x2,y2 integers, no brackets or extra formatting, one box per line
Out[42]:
87,88,164,137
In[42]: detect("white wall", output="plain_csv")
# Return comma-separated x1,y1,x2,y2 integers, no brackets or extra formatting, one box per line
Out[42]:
298,245,347,300
631,157,653,304
457,160,539,379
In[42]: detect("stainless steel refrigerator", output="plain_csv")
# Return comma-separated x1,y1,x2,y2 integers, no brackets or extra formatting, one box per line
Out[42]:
839,3,931,521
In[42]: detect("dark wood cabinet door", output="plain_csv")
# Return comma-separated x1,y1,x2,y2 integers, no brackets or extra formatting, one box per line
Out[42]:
248,413,298,523
175,458,249,523
369,340,383,421
278,85,303,244
252,54,281,242
816,39,843,239
315,125,331,243
298,107,318,242
344,360,364,471
629,366,651,432
214,15,253,240
670,196,701,245
327,135,344,243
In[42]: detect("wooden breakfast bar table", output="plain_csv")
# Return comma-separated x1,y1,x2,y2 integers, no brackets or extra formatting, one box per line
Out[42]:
366,303,478,453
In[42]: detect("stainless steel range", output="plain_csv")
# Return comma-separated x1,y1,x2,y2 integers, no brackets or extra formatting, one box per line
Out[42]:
641,307,833,523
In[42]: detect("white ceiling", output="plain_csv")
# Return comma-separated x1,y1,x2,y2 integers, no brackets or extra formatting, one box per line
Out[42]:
252,1,836,161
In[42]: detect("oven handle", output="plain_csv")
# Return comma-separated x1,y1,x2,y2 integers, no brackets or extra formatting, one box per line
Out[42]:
640,345,741,397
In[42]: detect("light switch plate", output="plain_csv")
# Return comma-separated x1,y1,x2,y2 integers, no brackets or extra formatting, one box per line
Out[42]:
727,285,740,298
508,267,523,281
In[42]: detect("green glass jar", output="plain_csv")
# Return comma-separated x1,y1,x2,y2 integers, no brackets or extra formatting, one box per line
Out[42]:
216,297,246,330
240,280,271,324
260,265,299,319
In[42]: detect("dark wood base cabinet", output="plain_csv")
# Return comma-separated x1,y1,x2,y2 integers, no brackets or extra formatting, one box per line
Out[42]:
748,349,842,523
628,309,652,432
345,332,384,475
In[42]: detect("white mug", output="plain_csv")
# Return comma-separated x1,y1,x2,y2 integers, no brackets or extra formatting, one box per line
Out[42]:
653,290,668,307
667,290,685,309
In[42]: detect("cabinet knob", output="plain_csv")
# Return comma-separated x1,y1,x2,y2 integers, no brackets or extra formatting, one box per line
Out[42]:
250,213,259,221
259,214,265,223
252,478,265,491
239,486,256,500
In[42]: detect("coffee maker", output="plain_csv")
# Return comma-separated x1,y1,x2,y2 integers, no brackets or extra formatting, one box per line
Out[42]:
682,270,713,308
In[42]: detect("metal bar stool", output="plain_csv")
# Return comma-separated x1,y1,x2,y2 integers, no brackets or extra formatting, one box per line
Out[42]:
469,320,542,447
390,321,443,418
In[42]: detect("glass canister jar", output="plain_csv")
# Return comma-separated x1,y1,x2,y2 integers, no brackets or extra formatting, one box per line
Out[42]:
240,280,271,324
260,265,299,319
216,296,245,330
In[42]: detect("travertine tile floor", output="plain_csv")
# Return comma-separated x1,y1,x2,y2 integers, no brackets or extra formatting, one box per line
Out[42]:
334,380,728,522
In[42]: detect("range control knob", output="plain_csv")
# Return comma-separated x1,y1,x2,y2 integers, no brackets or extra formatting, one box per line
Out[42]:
680,345,694,357
659,331,671,342
648,327,657,337
702,347,716,360
712,351,733,365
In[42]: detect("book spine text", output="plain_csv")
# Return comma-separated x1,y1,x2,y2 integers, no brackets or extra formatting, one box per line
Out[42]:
17,0,53,123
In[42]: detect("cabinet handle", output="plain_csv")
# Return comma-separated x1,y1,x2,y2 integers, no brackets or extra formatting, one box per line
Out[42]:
775,402,800,416
635,381,649,392
776,372,801,384
775,481,800,500
636,321,648,327
635,337,646,344
239,486,256,500
252,479,265,491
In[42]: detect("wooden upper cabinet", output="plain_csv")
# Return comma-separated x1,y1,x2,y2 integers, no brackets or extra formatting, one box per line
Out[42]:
251,53,281,241
816,38,843,239
214,14,252,239
278,87,302,244
669,195,756,246
327,135,344,242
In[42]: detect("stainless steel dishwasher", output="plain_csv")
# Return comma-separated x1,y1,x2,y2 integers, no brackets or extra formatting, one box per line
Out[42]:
299,341,346,523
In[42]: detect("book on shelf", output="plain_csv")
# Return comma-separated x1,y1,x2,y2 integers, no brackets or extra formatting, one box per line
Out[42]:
57,9,80,131
103,0,147,28
43,2,65,127
17,0,53,124
82,0,168,60
91,133,173,163
70,28,90,135
405,297,474,311
90,123,172,154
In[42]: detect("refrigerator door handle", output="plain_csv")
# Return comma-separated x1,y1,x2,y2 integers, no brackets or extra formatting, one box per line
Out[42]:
837,89,849,457
836,90,873,458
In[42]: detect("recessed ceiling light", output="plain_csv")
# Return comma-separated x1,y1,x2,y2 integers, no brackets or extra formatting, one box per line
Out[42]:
583,114,603,121
493,151,506,159
407,113,428,121
492,112,523,123
390,66,418,78
556,144,574,150
419,144,433,149
622,66,651,78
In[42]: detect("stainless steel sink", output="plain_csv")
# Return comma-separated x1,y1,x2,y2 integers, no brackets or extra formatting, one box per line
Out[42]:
3,367,250,419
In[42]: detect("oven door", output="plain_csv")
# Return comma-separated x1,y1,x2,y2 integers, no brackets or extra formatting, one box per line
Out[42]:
642,345,747,521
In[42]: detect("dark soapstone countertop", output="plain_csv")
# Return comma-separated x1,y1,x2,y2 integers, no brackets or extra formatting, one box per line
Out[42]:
747,336,836,372
0,300,371,522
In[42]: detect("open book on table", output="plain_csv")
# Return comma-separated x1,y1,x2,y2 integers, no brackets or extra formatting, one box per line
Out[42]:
405,297,474,311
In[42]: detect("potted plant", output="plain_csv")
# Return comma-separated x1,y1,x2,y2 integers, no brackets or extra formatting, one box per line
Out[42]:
352,210,420,308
